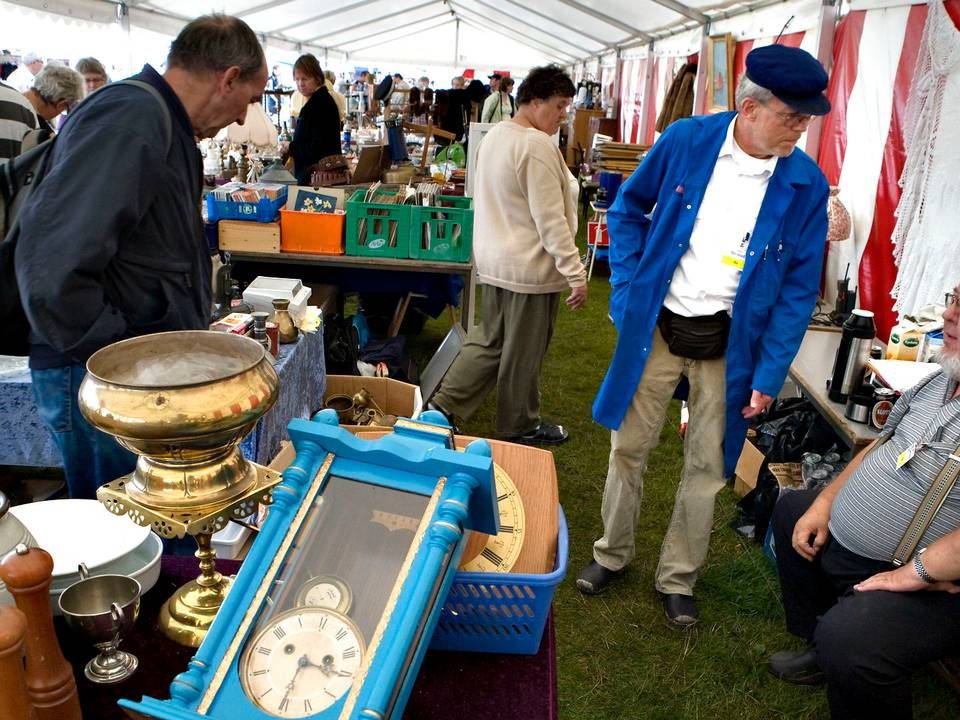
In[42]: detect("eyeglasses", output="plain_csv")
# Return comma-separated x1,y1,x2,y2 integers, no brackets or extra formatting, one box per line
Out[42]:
762,104,814,130
947,290,960,309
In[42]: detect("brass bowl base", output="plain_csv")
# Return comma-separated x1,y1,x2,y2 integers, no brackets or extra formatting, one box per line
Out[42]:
158,574,233,648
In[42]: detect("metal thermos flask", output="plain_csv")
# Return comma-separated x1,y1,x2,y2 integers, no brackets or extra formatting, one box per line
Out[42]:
829,309,876,403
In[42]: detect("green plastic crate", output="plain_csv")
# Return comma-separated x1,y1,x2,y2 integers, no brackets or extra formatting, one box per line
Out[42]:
345,189,413,258
408,195,474,263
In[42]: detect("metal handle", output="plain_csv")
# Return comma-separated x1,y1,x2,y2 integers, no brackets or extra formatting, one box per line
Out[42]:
78,562,90,580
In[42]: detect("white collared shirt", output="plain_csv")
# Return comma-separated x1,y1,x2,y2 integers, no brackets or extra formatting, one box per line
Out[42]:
663,116,779,317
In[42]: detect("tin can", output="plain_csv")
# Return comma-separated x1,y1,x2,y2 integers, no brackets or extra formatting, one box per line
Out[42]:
265,321,279,358
871,387,896,430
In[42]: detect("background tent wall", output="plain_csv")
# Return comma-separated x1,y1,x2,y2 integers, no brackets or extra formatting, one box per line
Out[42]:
818,0,960,342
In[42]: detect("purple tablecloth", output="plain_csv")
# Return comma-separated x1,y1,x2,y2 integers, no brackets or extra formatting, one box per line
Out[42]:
0,331,325,469
56,555,557,720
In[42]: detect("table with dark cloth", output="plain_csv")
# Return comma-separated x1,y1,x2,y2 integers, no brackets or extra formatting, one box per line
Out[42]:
0,330,326,469
55,555,558,720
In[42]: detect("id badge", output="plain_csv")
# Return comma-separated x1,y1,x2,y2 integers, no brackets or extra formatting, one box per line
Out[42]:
721,234,749,270
721,253,745,270
896,444,918,469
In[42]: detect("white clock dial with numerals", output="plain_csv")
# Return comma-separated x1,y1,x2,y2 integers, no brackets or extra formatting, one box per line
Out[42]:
459,463,525,573
239,607,365,718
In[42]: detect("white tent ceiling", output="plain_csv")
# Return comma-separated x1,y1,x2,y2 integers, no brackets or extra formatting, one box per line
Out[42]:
3,0,803,74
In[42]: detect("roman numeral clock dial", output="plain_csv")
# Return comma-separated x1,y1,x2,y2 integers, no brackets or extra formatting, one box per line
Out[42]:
239,607,365,718
459,463,525,573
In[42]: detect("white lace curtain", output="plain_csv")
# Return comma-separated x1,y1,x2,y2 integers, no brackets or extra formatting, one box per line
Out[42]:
890,0,960,318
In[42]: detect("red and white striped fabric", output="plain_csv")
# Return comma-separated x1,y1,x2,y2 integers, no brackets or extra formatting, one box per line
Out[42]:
818,0,960,341
619,56,647,144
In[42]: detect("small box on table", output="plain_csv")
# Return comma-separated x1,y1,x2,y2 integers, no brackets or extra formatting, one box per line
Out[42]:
218,220,280,253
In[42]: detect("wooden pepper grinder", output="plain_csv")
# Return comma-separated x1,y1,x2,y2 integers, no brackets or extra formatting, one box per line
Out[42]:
0,545,82,720
0,604,38,720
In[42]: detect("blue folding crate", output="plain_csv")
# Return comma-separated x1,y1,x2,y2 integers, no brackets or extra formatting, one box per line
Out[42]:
429,506,568,655
205,183,287,223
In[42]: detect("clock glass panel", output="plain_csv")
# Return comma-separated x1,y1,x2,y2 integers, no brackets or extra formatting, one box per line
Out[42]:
228,473,432,718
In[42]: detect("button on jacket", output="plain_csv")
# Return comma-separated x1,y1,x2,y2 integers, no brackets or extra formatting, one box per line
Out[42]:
593,111,828,476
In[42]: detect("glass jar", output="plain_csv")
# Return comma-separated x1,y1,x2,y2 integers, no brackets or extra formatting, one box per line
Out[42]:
270,298,299,344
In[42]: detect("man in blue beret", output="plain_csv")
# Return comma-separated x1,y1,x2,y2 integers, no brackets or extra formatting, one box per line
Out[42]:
578,45,831,627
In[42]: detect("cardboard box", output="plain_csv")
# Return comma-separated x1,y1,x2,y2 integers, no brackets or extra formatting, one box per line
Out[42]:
324,375,423,430
734,436,765,497
218,219,281,253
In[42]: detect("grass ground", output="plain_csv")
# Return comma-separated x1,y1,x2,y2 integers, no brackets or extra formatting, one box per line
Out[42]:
405,229,959,719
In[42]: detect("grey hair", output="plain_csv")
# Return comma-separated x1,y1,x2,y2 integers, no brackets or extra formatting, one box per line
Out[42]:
32,64,84,105
735,74,774,110
75,57,107,78
167,14,265,81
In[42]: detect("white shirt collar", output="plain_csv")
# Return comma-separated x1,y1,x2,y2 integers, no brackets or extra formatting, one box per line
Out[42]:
718,116,779,179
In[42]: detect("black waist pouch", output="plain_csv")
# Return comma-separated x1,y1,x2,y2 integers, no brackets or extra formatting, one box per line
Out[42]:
657,307,730,360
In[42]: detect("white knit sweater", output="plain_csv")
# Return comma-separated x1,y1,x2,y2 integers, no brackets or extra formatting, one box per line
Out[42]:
472,121,586,294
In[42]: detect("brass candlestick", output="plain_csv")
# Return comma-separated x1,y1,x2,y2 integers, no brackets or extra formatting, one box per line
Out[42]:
79,330,283,647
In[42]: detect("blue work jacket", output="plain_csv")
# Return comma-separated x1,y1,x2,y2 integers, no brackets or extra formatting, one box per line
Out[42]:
592,111,828,477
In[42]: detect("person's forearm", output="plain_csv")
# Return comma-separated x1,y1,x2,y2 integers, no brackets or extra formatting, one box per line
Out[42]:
919,529,960,581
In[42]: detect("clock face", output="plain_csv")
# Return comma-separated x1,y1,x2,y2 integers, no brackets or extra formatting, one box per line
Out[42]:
239,607,365,718
295,575,352,614
459,463,525,573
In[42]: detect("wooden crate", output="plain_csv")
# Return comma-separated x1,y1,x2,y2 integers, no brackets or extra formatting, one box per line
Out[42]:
218,220,280,253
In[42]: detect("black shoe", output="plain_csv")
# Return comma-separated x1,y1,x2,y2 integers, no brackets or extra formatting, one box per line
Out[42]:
425,401,458,432
657,591,699,628
511,421,569,446
576,560,622,595
767,647,825,685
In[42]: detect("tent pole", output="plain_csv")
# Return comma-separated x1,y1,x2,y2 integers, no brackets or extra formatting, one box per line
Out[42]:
117,1,132,78
805,0,839,158
638,42,656,144
692,22,710,115
454,19,460,70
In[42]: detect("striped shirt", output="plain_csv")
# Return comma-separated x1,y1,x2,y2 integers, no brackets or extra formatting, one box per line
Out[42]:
0,81,37,163
831,371,960,561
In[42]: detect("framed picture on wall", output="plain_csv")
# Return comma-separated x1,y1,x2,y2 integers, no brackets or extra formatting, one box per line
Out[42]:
706,33,736,112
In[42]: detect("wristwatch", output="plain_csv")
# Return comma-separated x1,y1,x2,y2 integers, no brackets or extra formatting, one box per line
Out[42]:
913,547,938,584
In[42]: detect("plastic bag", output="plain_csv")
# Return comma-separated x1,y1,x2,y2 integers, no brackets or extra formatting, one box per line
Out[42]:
434,142,466,168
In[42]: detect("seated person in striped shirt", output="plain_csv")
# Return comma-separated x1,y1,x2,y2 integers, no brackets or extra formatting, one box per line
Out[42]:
768,284,960,719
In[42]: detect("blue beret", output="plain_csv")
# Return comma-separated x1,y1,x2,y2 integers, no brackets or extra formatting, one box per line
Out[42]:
745,44,831,116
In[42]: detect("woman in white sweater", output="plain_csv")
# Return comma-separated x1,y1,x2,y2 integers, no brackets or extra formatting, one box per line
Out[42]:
429,65,587,444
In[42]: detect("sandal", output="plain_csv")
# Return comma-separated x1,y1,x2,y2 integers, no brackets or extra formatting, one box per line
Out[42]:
511,421,569,446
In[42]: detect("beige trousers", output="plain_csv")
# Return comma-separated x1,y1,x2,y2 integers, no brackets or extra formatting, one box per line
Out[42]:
592,328,727,595
432,284,560,437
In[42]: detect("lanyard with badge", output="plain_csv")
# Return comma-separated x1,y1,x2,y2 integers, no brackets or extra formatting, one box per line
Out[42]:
895,381,960,469
721,232,750,270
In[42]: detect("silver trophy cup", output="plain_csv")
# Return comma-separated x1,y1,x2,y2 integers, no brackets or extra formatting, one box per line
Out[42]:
58,564,141,684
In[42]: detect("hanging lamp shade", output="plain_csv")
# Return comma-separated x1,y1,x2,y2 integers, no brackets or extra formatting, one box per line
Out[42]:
216,102,278,148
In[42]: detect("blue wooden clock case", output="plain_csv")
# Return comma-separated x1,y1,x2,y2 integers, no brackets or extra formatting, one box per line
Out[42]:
119,409,498,720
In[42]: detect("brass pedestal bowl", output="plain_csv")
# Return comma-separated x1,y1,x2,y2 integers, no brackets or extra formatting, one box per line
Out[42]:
79,331,284,647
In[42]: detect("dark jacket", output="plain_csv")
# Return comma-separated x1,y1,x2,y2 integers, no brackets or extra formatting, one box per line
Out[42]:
16,64,211,369
290,86,342,185
594,112,828,476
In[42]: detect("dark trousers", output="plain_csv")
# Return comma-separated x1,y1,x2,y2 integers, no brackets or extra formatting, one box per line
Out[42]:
772,489,960,719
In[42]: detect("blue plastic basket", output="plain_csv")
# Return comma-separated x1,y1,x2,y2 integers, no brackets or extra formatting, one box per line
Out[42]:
429,506,568,655
205,187,287,223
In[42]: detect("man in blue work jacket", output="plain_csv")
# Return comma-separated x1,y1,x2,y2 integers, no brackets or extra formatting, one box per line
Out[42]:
577,44,831,627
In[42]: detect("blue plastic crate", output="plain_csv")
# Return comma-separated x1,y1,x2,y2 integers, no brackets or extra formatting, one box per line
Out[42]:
206,185,287,223
429,506,568,655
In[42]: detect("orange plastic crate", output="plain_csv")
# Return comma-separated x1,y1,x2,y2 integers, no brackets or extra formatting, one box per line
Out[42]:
280,209,345,255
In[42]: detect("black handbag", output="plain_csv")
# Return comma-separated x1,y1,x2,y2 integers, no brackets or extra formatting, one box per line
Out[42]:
657,307,730,360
